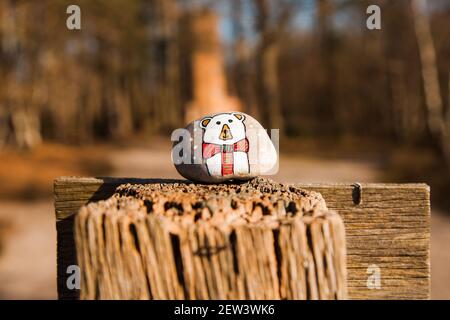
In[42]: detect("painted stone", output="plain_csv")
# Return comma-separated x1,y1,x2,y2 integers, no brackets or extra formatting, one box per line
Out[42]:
172,111,278,183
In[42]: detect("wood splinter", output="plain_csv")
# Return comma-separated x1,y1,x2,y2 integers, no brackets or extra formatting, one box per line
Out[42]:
74,179,348,300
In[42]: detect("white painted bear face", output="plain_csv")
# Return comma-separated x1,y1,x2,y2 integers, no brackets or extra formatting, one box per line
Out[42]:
200,112,246,145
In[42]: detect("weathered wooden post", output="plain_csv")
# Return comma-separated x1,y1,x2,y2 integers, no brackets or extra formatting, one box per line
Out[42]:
54,177,430,300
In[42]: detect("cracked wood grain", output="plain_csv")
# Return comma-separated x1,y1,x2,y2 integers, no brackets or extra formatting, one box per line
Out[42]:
54,177,430,300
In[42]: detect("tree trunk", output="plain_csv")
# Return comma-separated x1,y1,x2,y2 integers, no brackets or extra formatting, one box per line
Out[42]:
256,43,283,130
254,0,284,130
14,108,42,149
2,0,42,149
152,0,180,130
315,0,336,133
0,108,9,149
411,0,448,159
231,0,257,116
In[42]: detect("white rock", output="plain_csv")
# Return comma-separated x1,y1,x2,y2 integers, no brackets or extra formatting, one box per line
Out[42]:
172,111,278,183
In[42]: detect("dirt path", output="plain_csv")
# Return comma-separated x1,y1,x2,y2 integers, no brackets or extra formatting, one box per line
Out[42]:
109,147,382,183
431,210,450,299
0,146,448,299
0,201,56,299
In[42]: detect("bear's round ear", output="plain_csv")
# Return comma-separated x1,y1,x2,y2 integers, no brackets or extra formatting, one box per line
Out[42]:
200,117,212,128
232,112,245,121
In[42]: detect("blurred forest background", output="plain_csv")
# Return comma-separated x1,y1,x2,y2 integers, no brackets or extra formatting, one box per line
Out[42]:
1,0,450,205
1,0,450,299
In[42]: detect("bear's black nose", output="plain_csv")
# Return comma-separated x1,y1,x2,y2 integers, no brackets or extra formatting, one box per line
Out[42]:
219,124,233,140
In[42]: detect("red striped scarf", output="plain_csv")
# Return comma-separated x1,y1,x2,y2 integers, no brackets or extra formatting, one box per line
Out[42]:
202,138,249,176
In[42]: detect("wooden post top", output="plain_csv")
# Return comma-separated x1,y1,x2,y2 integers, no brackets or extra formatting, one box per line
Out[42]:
54,176,430,300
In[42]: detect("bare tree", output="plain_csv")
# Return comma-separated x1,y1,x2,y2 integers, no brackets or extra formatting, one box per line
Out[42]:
411,0,449,159
0,0,42,149
149,0,181,130
231,0,256,116
253,0,294,130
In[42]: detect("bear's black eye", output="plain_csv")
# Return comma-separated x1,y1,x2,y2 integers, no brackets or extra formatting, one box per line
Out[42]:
216,121,221,125
228,119,233,123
